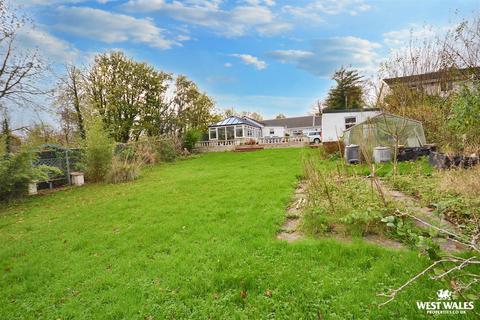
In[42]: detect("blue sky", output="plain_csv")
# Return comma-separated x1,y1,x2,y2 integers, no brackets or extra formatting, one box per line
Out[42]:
13,0,480,125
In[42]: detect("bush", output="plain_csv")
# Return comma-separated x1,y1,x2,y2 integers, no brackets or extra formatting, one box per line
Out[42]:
106,156,141,184
0,152,35,201
0,151,61,202
157,137,181,162
448,84,480,152
84,119,113,182
183,128,201,152
134,139,157,164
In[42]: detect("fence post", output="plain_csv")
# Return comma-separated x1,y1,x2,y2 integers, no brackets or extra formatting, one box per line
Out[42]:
65,149,71,185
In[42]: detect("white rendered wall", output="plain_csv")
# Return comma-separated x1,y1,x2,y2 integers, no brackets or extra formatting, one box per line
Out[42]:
263,126,285,137
321,111,381,142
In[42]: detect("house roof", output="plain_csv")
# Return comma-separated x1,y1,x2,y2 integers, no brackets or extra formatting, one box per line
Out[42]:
262,116,321,129
383,67,480,86
322,108,380,114
209,116,263,128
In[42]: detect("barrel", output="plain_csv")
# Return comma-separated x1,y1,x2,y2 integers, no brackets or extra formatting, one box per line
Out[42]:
345,144,360,164
373,146,391,163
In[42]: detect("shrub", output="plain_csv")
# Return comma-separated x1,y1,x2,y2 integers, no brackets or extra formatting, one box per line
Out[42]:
84,119,113,182
0,151,61,202
157,137,181,162
182,128,201,152
106,156,141,184
448,84,480,152
134,139,157,164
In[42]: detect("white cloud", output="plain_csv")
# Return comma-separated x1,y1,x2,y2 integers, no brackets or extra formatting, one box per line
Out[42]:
17,25,80,63
224,62,233,67
230,54,267,70
21,0,111,5
122,0,291,37
269,50,314,63
282,0,371,24
269,36,381,76
53,6,180,49
243,0,276,6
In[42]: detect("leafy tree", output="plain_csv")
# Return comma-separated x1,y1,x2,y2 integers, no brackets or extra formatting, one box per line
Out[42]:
174,75,216,133
87,51,171,142
325,67,364,110
276,113,286,119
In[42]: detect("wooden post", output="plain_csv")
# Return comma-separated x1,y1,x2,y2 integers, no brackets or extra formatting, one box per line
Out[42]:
65,149,71,185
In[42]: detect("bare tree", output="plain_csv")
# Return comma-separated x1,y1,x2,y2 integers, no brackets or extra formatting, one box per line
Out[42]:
0,1,44,107
55,65,86,140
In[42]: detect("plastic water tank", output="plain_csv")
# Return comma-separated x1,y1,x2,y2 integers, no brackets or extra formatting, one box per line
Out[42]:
345,144,360,164
373,146,391,163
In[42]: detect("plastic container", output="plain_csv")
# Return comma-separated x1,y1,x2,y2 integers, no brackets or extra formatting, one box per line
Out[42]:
345,144,360,164
373,146,391,163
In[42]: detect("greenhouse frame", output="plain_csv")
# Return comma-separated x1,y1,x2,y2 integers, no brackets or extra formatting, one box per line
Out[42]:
343,113,426,152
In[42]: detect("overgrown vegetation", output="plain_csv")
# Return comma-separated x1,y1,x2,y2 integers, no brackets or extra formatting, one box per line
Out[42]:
379,14,480,153
302,146,480,307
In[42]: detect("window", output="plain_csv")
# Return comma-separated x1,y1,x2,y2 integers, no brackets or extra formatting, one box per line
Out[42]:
345,116,356,129
218,127,226,140
440,81,453,92
269,128,275,135
247,128,252,137
235,126,243,138
309,132,319,136
209,128,217,140
226,126,235,140
292,129,303,136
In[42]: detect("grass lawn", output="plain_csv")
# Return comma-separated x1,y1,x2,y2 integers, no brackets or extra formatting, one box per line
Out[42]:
0,148,473,319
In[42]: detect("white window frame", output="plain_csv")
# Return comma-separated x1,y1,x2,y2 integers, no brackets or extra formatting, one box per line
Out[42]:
235,125,244,138
345,116,357,129
209,128,217,140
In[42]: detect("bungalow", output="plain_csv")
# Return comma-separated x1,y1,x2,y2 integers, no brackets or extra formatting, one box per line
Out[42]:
207,115,321,142
262,116,321,137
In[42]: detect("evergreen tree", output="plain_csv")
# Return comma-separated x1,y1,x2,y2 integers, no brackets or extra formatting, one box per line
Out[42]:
1,117,11,154
324,67,364,110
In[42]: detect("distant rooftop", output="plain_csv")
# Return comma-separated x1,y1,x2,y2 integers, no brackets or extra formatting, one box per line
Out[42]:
383,67,480,85
262,115,321,128
322,108,380,114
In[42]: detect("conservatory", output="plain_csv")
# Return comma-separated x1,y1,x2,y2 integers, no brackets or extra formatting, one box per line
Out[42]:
208,116,263,141
343,113,426,152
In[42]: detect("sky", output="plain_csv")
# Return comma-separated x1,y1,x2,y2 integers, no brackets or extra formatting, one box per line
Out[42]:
10,0,480,126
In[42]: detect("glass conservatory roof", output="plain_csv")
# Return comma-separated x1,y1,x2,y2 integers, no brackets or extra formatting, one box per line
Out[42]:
209,116,263,128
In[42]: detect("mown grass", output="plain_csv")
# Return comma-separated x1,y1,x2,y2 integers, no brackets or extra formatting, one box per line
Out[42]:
0,148,474,319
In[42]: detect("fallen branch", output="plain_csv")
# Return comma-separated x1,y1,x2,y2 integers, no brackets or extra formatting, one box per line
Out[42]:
378,259,450,306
